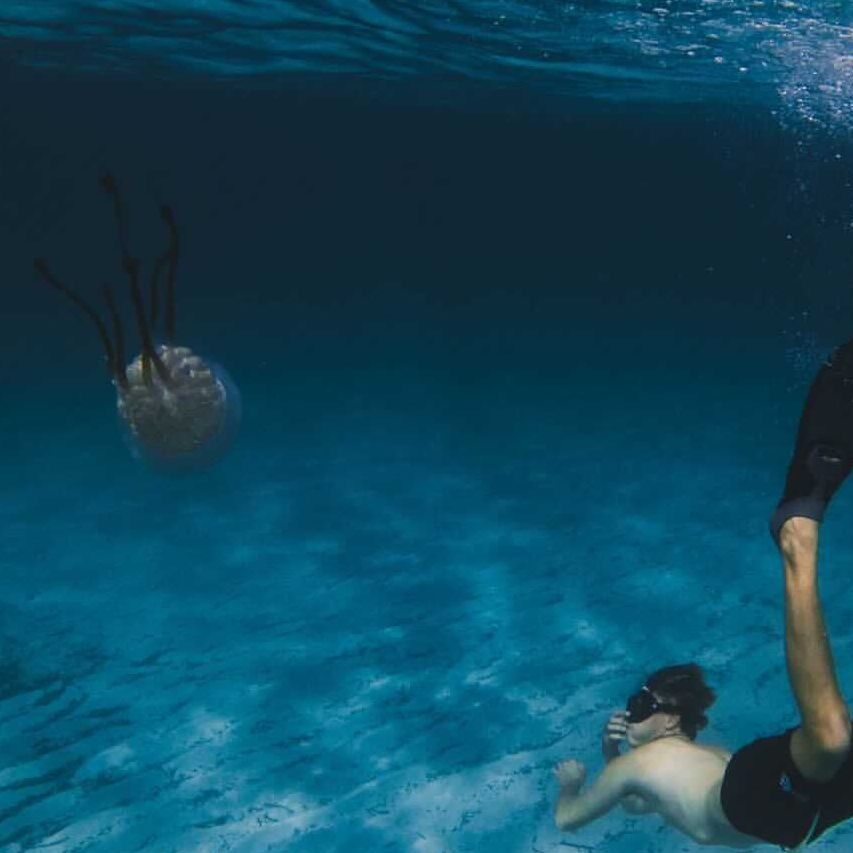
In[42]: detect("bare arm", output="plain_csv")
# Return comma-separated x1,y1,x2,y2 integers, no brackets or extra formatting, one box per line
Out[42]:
555,754,644,831
606,752,654,813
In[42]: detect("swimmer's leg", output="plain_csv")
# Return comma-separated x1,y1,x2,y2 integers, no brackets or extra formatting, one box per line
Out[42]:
779,517,851,783
770,340,853,544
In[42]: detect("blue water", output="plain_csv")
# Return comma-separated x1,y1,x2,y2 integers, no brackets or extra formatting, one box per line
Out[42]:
4,2,853,851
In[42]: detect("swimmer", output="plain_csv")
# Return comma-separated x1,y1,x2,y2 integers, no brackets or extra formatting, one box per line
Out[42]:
554,340,853,849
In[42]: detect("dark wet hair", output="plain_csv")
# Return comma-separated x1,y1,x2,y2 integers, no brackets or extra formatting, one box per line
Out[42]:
645,663,716,740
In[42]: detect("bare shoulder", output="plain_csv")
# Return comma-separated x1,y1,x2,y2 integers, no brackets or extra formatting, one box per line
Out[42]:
635,738,730,757
627,738,682,763
629,738,731,770
602,745,659,785
598,746,668,803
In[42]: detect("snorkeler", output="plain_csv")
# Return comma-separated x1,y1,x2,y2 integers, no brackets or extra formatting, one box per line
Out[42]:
554,340,853,849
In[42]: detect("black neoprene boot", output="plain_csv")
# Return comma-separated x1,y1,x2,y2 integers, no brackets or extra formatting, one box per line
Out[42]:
770,340,853,545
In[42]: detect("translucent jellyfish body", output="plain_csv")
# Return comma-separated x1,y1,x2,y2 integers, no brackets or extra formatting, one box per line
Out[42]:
34,174,241,469
119,345,241,468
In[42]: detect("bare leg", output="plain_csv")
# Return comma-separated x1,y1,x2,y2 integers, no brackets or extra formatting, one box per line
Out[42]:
779,516,852,782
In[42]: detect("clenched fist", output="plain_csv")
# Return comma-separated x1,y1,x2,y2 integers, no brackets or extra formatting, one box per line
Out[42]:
553,759,586,792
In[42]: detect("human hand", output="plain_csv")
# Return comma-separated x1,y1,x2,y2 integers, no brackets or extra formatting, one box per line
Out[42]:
602,711,628,756
553,759,586,791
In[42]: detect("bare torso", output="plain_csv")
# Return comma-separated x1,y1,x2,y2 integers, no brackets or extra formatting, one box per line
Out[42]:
630,737,756,847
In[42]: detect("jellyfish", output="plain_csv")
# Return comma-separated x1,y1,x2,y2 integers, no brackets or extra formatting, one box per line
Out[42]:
34,174,241,469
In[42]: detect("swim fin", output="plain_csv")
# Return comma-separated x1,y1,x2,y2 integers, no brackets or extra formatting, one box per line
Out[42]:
770,340,853,545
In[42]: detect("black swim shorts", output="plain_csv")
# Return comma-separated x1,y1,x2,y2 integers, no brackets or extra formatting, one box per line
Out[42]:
720,727,853,850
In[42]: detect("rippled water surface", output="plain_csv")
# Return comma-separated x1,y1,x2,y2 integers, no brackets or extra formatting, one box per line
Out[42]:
3,0,853,114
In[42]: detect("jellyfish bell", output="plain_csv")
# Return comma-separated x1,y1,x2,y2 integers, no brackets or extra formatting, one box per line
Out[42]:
34,174,241,470
118,344,241,470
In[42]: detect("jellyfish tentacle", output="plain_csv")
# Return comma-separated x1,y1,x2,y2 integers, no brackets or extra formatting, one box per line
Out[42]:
160,205,180,343
99,173,132,258
103,284,129,390
33,258,121,383
100,173,170,386
124,255,170,385
148,254,168,333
